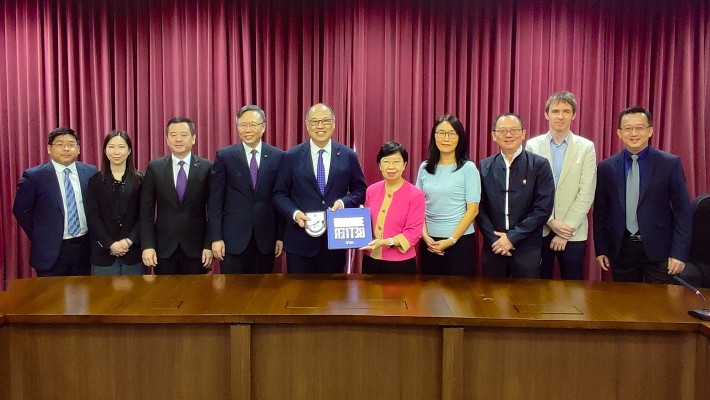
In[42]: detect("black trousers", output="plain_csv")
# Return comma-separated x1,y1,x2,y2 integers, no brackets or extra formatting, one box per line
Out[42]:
286,249,347,274
540,235,587,280
155,244,207,275
362,255,416,275
221,233,275,274
419,233,476,276
37,236,91,277
481,246,541,279
612,235,671,284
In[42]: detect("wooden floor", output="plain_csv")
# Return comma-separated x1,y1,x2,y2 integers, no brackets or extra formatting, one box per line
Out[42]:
2,274,710,399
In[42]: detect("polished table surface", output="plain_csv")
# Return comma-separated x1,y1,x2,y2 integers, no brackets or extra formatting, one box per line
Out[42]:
2,273,709,332
3,274,710,400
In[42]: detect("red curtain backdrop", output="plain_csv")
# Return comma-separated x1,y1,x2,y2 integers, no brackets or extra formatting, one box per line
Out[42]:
2,0,709,289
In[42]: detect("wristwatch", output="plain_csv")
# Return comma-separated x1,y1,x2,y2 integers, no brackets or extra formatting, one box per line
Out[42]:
388,238,395,248
448,236,457,245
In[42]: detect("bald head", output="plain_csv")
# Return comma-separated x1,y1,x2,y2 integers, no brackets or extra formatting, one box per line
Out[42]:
305,103,336,148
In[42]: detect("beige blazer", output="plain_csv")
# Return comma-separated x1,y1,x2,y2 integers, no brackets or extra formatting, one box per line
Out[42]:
526,132,597,241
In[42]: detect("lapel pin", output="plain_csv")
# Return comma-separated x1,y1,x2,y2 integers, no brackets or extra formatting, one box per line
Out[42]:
522,179,527,185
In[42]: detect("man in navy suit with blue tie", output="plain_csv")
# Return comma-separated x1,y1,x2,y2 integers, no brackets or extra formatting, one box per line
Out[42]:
594,106,692,283
209,105,285,273
274,103,367,273
13,127,97,276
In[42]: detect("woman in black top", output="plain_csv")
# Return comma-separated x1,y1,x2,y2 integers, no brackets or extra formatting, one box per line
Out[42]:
87,130,144,275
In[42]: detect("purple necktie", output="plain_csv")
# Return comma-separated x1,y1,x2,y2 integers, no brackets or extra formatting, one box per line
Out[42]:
249,149,259,189
316,149,326,194
176,160,187,202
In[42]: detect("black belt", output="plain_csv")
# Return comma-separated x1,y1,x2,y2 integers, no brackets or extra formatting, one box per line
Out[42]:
63,236,86,244
625,231,642,242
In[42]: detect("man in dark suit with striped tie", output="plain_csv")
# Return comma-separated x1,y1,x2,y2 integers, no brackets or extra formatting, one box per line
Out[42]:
13,127,97,276
140,117,213,275
209,105,285,273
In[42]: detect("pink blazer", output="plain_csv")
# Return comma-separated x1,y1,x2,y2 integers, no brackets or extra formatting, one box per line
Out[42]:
364,180,425,261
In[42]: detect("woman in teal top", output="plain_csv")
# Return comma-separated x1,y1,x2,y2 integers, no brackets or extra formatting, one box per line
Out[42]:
416,115,481,275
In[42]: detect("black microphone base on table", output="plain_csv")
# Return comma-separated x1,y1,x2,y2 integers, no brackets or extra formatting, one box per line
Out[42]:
688,309,710,321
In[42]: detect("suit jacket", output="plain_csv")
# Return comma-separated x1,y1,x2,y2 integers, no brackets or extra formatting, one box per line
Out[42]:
13,161,97,271
476,150,555,251
593,146,692,263
208,142,285,255
140,154,213,259
526,132,597,241
86,171,143,266
273,141,367,257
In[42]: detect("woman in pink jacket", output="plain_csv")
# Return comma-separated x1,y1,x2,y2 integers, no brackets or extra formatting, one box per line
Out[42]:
360,142,425,274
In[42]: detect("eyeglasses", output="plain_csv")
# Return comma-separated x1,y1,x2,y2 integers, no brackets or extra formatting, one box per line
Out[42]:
620,126,650,135
435,130,458,139
380,160,404,167
237,122,264,131
494,128,523,136
51,142,78,149
307,118,333,127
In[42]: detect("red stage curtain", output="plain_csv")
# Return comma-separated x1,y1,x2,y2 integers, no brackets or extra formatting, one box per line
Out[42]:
2,0,709,288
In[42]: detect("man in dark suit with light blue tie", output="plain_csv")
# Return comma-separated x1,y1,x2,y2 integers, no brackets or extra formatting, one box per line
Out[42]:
209,105,285,273
13,127,97,276
594,106,692,283
273,103,367,273
140,117,213,275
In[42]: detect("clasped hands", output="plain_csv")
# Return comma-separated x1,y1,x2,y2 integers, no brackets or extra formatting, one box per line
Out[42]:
547,220,576,252
421,234,454,256
109,239,130,257
491,232,514,256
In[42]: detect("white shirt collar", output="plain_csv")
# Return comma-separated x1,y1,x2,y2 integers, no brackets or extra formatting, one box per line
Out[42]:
310,138,332,155
172,152,192,166
51,160,77,173
242,141,263,155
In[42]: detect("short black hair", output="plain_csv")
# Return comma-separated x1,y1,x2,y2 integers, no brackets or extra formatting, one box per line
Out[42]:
617,106,653,128
492,113,525,131
48,127,79,146
376,141,409,164
165,117,196,136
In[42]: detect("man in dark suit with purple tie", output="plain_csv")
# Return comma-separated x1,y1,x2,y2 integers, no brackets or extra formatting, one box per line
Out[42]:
13,127,97,276
209,105,285,274
273,103,367,273
140,117,213,275
594,106,692,283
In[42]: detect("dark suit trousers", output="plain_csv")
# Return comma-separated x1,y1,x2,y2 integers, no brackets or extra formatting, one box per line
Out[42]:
155,244,206,275
540,235,587,280
221,233,275,274
482,246,541,278
286,237,346,273
36,236,91,277
612,235,671,284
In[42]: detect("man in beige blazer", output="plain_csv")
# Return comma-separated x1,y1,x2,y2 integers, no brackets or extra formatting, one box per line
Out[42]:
526,91,597,279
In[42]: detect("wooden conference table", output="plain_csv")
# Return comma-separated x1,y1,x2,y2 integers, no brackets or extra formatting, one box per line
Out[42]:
1,274,710,400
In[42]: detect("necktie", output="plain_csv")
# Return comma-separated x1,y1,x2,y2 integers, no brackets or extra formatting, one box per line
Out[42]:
316,149,326,194
249,149,259,189
626,154,640,234
64,168,81,237
176,160,187,202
